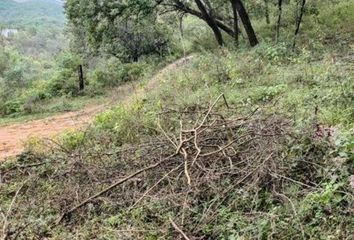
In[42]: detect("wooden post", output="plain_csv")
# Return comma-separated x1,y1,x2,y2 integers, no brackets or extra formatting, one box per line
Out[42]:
78,64,84,91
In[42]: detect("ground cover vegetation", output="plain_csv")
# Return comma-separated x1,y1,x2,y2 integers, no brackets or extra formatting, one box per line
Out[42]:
0,0,353,239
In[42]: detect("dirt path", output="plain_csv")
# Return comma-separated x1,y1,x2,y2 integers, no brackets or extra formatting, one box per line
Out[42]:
0,105,105,159
0,56,193,160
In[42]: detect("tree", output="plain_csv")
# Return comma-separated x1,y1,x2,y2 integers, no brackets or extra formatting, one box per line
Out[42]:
172,0,258,46
194,0,224,46
65,0,259,53
230,0,258,47
293,0,306,50
275,0,283,43
65,0,170,62
264,0,270,24
230,0,239,45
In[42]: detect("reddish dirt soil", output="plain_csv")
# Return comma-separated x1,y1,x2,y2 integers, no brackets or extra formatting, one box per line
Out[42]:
0,56,193,160
0,105,104,159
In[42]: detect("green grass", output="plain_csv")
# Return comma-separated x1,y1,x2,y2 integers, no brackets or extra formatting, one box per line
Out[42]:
148,47,353,130
1,45,353,238
0,95,106,126
0,1,353,239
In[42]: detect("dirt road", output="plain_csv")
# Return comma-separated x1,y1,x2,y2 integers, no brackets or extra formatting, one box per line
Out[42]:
0,105,105,159
0,56,193,160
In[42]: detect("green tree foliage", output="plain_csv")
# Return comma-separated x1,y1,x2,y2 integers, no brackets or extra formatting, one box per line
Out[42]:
0,1,69,116
65,0,171,62
0,47,31,115
0,0,65,28
48,52,82,96
0,47,29,91
64,0,259,58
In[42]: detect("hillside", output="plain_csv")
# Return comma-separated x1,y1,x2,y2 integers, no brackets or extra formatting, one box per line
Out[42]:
0,0,353,239
0,0,68,120
0,0,65,27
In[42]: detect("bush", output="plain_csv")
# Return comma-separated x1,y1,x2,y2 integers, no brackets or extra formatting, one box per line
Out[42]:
59,129,86,151
47,52,81,96
90,58,150,89
319,1,354,34
95,99,157,144
1,99,23,115
253,43,290,63
23,136,48,155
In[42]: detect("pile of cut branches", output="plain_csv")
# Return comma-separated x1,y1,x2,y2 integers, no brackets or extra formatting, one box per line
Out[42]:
1,94,352,239
52,94,298,237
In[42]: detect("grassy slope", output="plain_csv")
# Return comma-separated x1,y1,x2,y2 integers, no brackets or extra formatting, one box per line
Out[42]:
0,1,353,239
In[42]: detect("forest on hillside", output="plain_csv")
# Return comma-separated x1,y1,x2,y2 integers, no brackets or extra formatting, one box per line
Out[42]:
0,0,353,239
0,0,68,118
0,0,64,27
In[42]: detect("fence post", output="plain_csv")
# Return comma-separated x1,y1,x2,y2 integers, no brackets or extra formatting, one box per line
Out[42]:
78,64,84,91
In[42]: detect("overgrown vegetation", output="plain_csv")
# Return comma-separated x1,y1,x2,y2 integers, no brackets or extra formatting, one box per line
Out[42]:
0,0,65,27
0,0,354,239
0,0,170,118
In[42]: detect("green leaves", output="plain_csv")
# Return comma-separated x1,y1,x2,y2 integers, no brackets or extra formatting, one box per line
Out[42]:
65,0,170,62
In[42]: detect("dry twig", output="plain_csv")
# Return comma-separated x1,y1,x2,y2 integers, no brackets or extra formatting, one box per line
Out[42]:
169,217,191,240
55,153,178,225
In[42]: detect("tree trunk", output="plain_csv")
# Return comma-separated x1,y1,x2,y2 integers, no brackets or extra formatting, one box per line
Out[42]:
194,0,224,46
231,0,258,47
264,0,270,24
275,0,283,43
293,0,306,50
78,65,84,91
179,15,184,37
230,0,239,46
173,1,236,38
203,0,213,13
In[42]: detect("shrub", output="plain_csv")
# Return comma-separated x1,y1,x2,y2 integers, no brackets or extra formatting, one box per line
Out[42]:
59,129,86,151
253,42,291,63
47,52,81,96
95,99,157,144
90,58,150,89
1,99,23,115
23,136,49,155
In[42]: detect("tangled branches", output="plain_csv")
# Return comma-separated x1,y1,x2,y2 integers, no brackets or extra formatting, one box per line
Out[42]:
2,94,352,239
53,94,295,234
